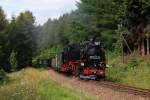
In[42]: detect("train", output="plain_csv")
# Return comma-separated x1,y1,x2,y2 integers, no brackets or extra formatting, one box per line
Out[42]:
51,36,107,80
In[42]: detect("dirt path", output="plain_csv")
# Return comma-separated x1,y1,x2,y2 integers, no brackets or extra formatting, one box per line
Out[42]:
49,70,149,100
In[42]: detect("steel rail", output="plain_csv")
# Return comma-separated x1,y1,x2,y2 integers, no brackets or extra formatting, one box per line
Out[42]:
50,68,150,98
96,81,150,98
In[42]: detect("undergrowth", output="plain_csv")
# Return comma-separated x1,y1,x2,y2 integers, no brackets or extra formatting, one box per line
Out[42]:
107,54,150,89
0,69,8,85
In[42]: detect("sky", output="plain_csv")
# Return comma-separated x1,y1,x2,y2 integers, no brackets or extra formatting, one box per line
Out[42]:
0,0,79,25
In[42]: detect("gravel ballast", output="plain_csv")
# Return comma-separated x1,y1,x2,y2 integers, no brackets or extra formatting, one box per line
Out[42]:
49,70,150,100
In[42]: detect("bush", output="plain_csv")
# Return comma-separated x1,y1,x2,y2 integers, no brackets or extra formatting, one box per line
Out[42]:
107,56,150,89
9,51,17,69
106,63,129,82
128,57,139,68
0,69,8,85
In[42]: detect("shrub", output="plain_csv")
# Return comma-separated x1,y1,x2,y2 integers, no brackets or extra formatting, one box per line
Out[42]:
106,63,129,82
0,69,8,85
128,57,139,68
9,51,17,69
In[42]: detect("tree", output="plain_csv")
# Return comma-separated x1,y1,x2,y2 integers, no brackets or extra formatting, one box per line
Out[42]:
145,25,150,55
127,0,150,56
77,0,120,50
0,7,11,72
61,11,88,43
8,11,35,69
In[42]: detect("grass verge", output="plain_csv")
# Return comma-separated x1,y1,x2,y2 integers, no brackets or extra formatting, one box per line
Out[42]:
0,68,98,100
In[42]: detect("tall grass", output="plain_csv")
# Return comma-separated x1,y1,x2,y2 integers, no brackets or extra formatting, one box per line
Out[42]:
0,68,46,100
0,68,98,100
107,55,150,89
37,80,98,100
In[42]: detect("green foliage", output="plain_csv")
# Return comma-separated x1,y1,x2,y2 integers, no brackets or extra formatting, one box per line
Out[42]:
128,57,139,68
107,54,150,89
0,7,7,30
32,45,63,66
107,55,140,82
0,69,8,85
37,80,98,100
36,45,62,59
34,0,149,53
36,0,125,51
0,0,150,72
36,19,59,48
3,10,35,70
0,7,11,72
145,25,150,37
12,11,35,69
127,0,150,42
0,7,36,71
77,0,119,50
106,63,129,82
123,66,150,89
36,11,89,49
9,51,17,69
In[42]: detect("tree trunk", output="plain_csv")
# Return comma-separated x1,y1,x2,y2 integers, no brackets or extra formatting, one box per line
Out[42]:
141,39,145,56
147,38,149,55
122,38,124,63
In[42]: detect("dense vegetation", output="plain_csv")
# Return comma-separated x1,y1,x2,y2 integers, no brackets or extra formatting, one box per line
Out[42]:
36,0,150,58
0,0,150,72
0,69,8,84
107,55,150,89
0,7,35,72
0,0,150,83
0,1,150,99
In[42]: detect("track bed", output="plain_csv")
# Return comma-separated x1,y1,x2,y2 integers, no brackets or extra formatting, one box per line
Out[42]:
49,69,150,100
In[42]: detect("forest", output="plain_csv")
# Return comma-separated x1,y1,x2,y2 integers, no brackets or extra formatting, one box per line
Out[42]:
0,0,150,72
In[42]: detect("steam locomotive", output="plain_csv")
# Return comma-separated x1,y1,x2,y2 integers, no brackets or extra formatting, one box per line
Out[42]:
52,37,106,80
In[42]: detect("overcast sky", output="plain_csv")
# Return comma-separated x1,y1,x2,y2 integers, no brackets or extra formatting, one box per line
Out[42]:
0,0,79,25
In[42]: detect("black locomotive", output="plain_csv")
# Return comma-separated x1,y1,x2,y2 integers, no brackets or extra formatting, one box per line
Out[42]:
54,36,107,80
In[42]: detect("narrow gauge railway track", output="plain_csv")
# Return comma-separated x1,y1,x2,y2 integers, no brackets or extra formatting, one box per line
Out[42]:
50,68,150,98
92,80,150,98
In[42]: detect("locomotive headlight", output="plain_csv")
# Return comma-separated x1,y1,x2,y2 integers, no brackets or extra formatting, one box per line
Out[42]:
81,62,84,66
